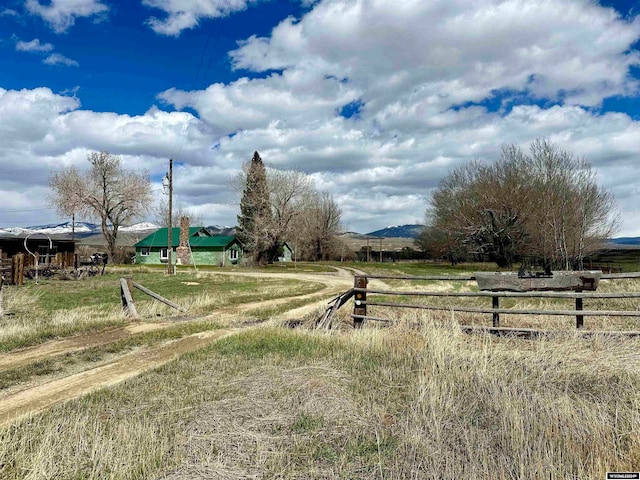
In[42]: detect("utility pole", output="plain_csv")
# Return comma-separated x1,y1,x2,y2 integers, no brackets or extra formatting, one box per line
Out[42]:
163,159,174,275
168,159,173,275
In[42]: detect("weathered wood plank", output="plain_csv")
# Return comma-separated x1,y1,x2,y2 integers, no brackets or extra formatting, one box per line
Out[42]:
352,277,367,328
601,272,640,279
363,300,640,317
356,288,640,299
132,282,186,312
350,317,640,337
360,272,640,281
351,314,393,323
316,289,354,329
460,325,640,337
120,278,138,318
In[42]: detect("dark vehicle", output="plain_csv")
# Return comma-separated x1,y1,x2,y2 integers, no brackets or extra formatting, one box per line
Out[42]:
91,252,108,265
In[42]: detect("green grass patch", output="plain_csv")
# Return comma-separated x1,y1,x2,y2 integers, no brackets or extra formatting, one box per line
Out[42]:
332,260,499,277
26,271,315,313
291,413,325,433
211,328,324,360
0,358,63,389
0,317,128,354
0,271,324,352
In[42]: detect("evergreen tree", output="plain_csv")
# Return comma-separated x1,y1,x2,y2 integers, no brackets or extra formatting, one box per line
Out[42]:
237,151,273,265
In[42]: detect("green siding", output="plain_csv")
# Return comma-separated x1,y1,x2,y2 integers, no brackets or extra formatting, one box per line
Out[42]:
135,247,174,265
279,245,293,262
135,244,244,266
190,249,219,265
277,243,294,262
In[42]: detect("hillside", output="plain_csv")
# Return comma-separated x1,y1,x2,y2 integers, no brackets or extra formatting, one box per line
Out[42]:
338,231,416,253
366,224,423,238
0,221,159,239
608,237,640,246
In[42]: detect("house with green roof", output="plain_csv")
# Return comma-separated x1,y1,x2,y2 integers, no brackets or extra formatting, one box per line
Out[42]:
133,225,244,266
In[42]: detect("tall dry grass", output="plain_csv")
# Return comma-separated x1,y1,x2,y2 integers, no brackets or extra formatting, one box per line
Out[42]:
1,318,638,479
388,320,640,477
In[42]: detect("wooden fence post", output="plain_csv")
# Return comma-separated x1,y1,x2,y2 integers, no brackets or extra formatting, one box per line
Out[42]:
0,276,4,317
353,276,367,328
120,278,138,319
576,297,584,329
126,277,134,298
492,295,500,328
12,254,24,286
131,282,186,312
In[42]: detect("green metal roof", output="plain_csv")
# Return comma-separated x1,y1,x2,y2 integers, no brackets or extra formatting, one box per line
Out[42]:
189,236,238,248
134,229,240,250
134,227,207,248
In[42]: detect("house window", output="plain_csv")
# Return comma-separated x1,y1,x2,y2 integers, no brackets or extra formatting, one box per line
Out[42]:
140,247,150,257
160,247,168,260
229,249,238,261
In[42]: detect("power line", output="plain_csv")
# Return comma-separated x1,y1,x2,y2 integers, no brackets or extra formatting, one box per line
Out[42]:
171,0,228,163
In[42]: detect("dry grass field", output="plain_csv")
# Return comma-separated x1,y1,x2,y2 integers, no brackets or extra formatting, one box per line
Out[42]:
0,264,639,478
1,322,639,479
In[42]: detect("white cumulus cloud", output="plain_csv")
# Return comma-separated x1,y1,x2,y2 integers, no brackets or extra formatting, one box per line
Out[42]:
43,53,79,67
26,0,109,33
15,38,54,52
231,0,640,109
2,0,640,235
142,0,260,36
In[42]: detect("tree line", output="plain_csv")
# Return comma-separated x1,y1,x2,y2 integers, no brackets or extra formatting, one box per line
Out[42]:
48,140,617,269
48,150,344,265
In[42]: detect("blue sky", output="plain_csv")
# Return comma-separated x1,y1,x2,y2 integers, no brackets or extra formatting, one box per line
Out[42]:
0,0,639,235
1,1,307,114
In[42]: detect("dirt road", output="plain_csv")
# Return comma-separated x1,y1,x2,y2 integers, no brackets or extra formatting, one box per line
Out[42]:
0,267,365,426
0,329,237,424
0,322,172,373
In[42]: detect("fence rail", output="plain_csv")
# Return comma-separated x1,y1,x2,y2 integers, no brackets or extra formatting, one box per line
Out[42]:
359,272,640,281
347,272,640,332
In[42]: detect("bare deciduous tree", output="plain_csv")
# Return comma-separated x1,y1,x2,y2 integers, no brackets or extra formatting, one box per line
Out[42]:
292,191,343,261
49,152,153,263
266,168,315,259
152,200,203,228
429,140,618,269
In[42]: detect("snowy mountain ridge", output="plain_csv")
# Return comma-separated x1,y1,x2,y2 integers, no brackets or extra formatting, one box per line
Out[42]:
0,221,160,237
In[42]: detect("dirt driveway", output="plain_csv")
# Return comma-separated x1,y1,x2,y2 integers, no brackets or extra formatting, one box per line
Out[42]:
0,267,369,426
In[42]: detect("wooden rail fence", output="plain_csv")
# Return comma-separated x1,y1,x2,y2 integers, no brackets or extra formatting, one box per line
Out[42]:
345,272,640,335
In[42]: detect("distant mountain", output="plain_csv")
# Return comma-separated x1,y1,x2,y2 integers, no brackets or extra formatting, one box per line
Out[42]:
120,222,160,232
206,225,236,236
366,224,424,239
609,237,640,246
339,231,379,240
0,221,159,238
0,221,98,238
